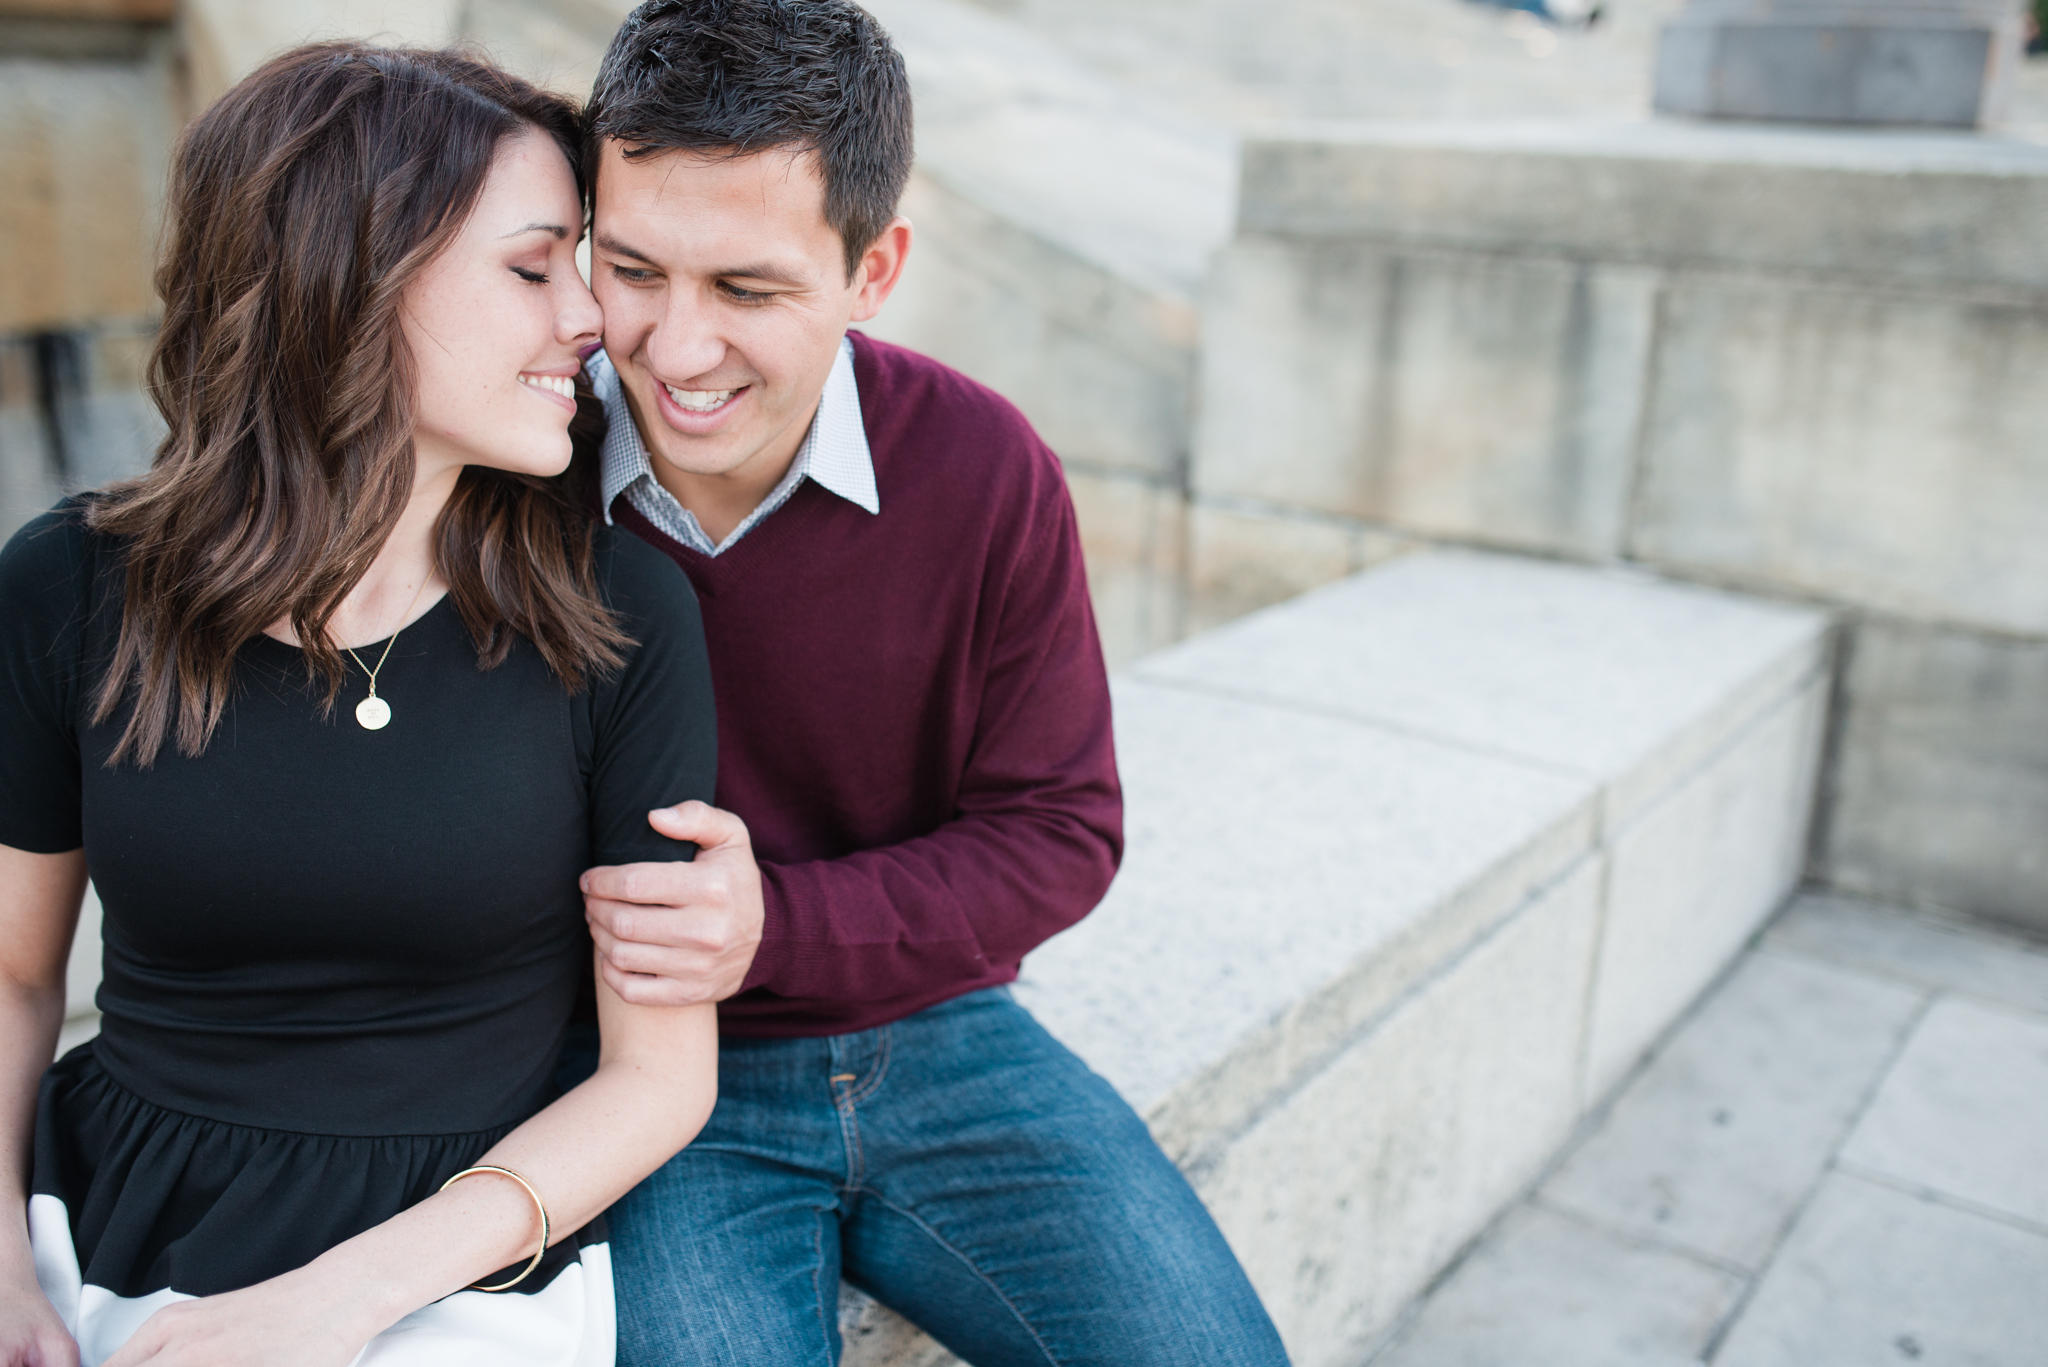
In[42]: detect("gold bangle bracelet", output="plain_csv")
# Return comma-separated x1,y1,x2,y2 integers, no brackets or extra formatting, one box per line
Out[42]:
440,1164,551,1292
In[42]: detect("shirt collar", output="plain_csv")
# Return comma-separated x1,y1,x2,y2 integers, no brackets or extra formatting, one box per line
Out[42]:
592,336,878,529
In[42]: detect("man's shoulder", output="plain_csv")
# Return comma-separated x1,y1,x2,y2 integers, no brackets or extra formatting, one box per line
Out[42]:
848,332,1058,481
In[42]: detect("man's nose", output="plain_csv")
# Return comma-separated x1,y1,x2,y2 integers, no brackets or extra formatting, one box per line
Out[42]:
647,288,730,384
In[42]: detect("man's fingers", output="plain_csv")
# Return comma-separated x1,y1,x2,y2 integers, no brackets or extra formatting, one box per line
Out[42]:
585,903,723,957
599,954,712,1008
586,916,714,977
580,860,719,907
646,800,751,853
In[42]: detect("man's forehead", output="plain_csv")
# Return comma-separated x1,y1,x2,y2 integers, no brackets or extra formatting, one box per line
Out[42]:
597,138,824,198
592,141,837,270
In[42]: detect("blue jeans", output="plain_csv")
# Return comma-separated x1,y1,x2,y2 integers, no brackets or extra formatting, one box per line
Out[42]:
561,987,1288,1365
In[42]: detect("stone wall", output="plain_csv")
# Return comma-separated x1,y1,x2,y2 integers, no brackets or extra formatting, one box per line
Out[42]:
1191,121,2048,936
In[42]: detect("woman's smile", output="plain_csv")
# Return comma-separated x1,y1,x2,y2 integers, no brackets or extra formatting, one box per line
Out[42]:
517,369,579,411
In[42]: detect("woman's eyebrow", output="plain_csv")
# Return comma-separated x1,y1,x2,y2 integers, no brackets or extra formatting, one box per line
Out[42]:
499,223,570,239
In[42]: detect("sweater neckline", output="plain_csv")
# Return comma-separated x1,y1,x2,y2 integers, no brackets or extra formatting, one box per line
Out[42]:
615,480,835,594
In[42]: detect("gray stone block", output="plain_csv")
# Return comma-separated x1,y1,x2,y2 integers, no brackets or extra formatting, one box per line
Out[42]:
1375,1204,1745,1367
1821,618,2048,935
1714,1172,2048,1366
1132,550,1829,829
1193,861,1604,1364
1653,8,2014,128
1631,282,2048,638
1544,950,1924,1269
1583,677,1829,1096
1194,242,1656,557
1840,997,2048,1229
1236,121,2048,291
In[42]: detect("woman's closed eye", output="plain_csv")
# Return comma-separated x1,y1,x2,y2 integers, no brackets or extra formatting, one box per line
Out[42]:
512,266,551,284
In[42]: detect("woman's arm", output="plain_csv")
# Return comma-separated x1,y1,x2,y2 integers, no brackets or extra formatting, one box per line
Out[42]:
0,842,88,1367
103,978,715,1367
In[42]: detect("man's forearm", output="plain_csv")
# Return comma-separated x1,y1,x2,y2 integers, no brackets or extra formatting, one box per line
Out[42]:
741,808,1120,1005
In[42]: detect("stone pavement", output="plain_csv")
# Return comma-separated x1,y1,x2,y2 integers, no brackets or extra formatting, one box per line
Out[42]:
1371,889,2048,1367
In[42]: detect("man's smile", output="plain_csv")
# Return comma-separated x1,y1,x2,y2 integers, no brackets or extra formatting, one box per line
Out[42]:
651,377,751,433
664,383,743,414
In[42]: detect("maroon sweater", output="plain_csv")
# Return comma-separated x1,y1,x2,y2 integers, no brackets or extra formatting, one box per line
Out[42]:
610,332,1123,1037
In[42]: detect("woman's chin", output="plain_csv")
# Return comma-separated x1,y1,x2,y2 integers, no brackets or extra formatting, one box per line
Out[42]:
464,435,575,480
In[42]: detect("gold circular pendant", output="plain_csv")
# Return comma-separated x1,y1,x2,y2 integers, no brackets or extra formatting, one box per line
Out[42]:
355,696,392,731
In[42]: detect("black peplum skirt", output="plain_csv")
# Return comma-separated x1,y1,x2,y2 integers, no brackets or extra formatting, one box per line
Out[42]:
30,1045,613,1367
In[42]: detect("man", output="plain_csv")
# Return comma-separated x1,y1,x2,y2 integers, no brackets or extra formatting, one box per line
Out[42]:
570,3,1291,1362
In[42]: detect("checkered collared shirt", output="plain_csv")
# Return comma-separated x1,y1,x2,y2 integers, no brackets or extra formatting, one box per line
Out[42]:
591,336,879,555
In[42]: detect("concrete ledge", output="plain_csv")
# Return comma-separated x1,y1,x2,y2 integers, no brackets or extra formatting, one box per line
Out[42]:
848,550,1830,1366
1236,120,2048,293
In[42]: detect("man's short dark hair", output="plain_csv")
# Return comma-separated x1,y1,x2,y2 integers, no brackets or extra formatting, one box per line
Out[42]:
587,0,913,278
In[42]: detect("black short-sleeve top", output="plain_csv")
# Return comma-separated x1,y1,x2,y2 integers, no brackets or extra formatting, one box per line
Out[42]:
0,502,716,1137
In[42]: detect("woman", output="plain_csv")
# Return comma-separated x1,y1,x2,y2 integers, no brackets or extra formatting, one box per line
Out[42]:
0,44,717,1367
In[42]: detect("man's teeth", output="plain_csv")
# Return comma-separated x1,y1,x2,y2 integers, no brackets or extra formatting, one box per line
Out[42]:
519,373,575,398
665,384,737,413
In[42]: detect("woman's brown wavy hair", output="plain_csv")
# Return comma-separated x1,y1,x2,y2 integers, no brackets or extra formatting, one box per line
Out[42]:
88,42,628,767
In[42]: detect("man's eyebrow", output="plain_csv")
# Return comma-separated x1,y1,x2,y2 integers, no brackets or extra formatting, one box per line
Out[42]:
592,236,808,288
499,223,570,239
719,262,808,288
594,232,660,265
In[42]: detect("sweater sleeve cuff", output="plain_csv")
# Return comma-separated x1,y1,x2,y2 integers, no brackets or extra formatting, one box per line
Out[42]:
736,867,793,995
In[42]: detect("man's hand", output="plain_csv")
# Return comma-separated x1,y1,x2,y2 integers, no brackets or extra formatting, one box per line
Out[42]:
581,802,765,1007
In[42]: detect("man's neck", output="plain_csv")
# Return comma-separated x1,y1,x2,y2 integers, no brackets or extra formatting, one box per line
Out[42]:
639,396,821,546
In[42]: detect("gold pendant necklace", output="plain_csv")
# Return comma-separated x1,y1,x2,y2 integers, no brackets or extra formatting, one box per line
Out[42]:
343,577,430,732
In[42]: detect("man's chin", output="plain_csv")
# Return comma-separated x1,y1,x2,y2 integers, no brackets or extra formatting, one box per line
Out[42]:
645,438,754,483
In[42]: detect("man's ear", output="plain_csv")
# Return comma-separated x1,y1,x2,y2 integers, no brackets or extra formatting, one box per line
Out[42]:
849,216,913,323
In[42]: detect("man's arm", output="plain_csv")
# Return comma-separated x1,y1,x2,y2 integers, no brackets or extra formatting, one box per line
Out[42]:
583,483,1121,1008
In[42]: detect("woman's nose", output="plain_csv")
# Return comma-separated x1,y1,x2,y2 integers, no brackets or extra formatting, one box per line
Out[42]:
558,278,604,347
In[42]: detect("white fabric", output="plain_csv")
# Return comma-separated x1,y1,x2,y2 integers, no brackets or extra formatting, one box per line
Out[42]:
593,335,878,555
29,1193,613,1367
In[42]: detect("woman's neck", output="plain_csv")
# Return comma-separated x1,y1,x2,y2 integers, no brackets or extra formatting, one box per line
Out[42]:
265,466,458,649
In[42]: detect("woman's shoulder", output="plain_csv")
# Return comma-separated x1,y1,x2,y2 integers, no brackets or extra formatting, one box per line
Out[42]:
590,521,701,630
577,525,712,749
0,498,110,618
